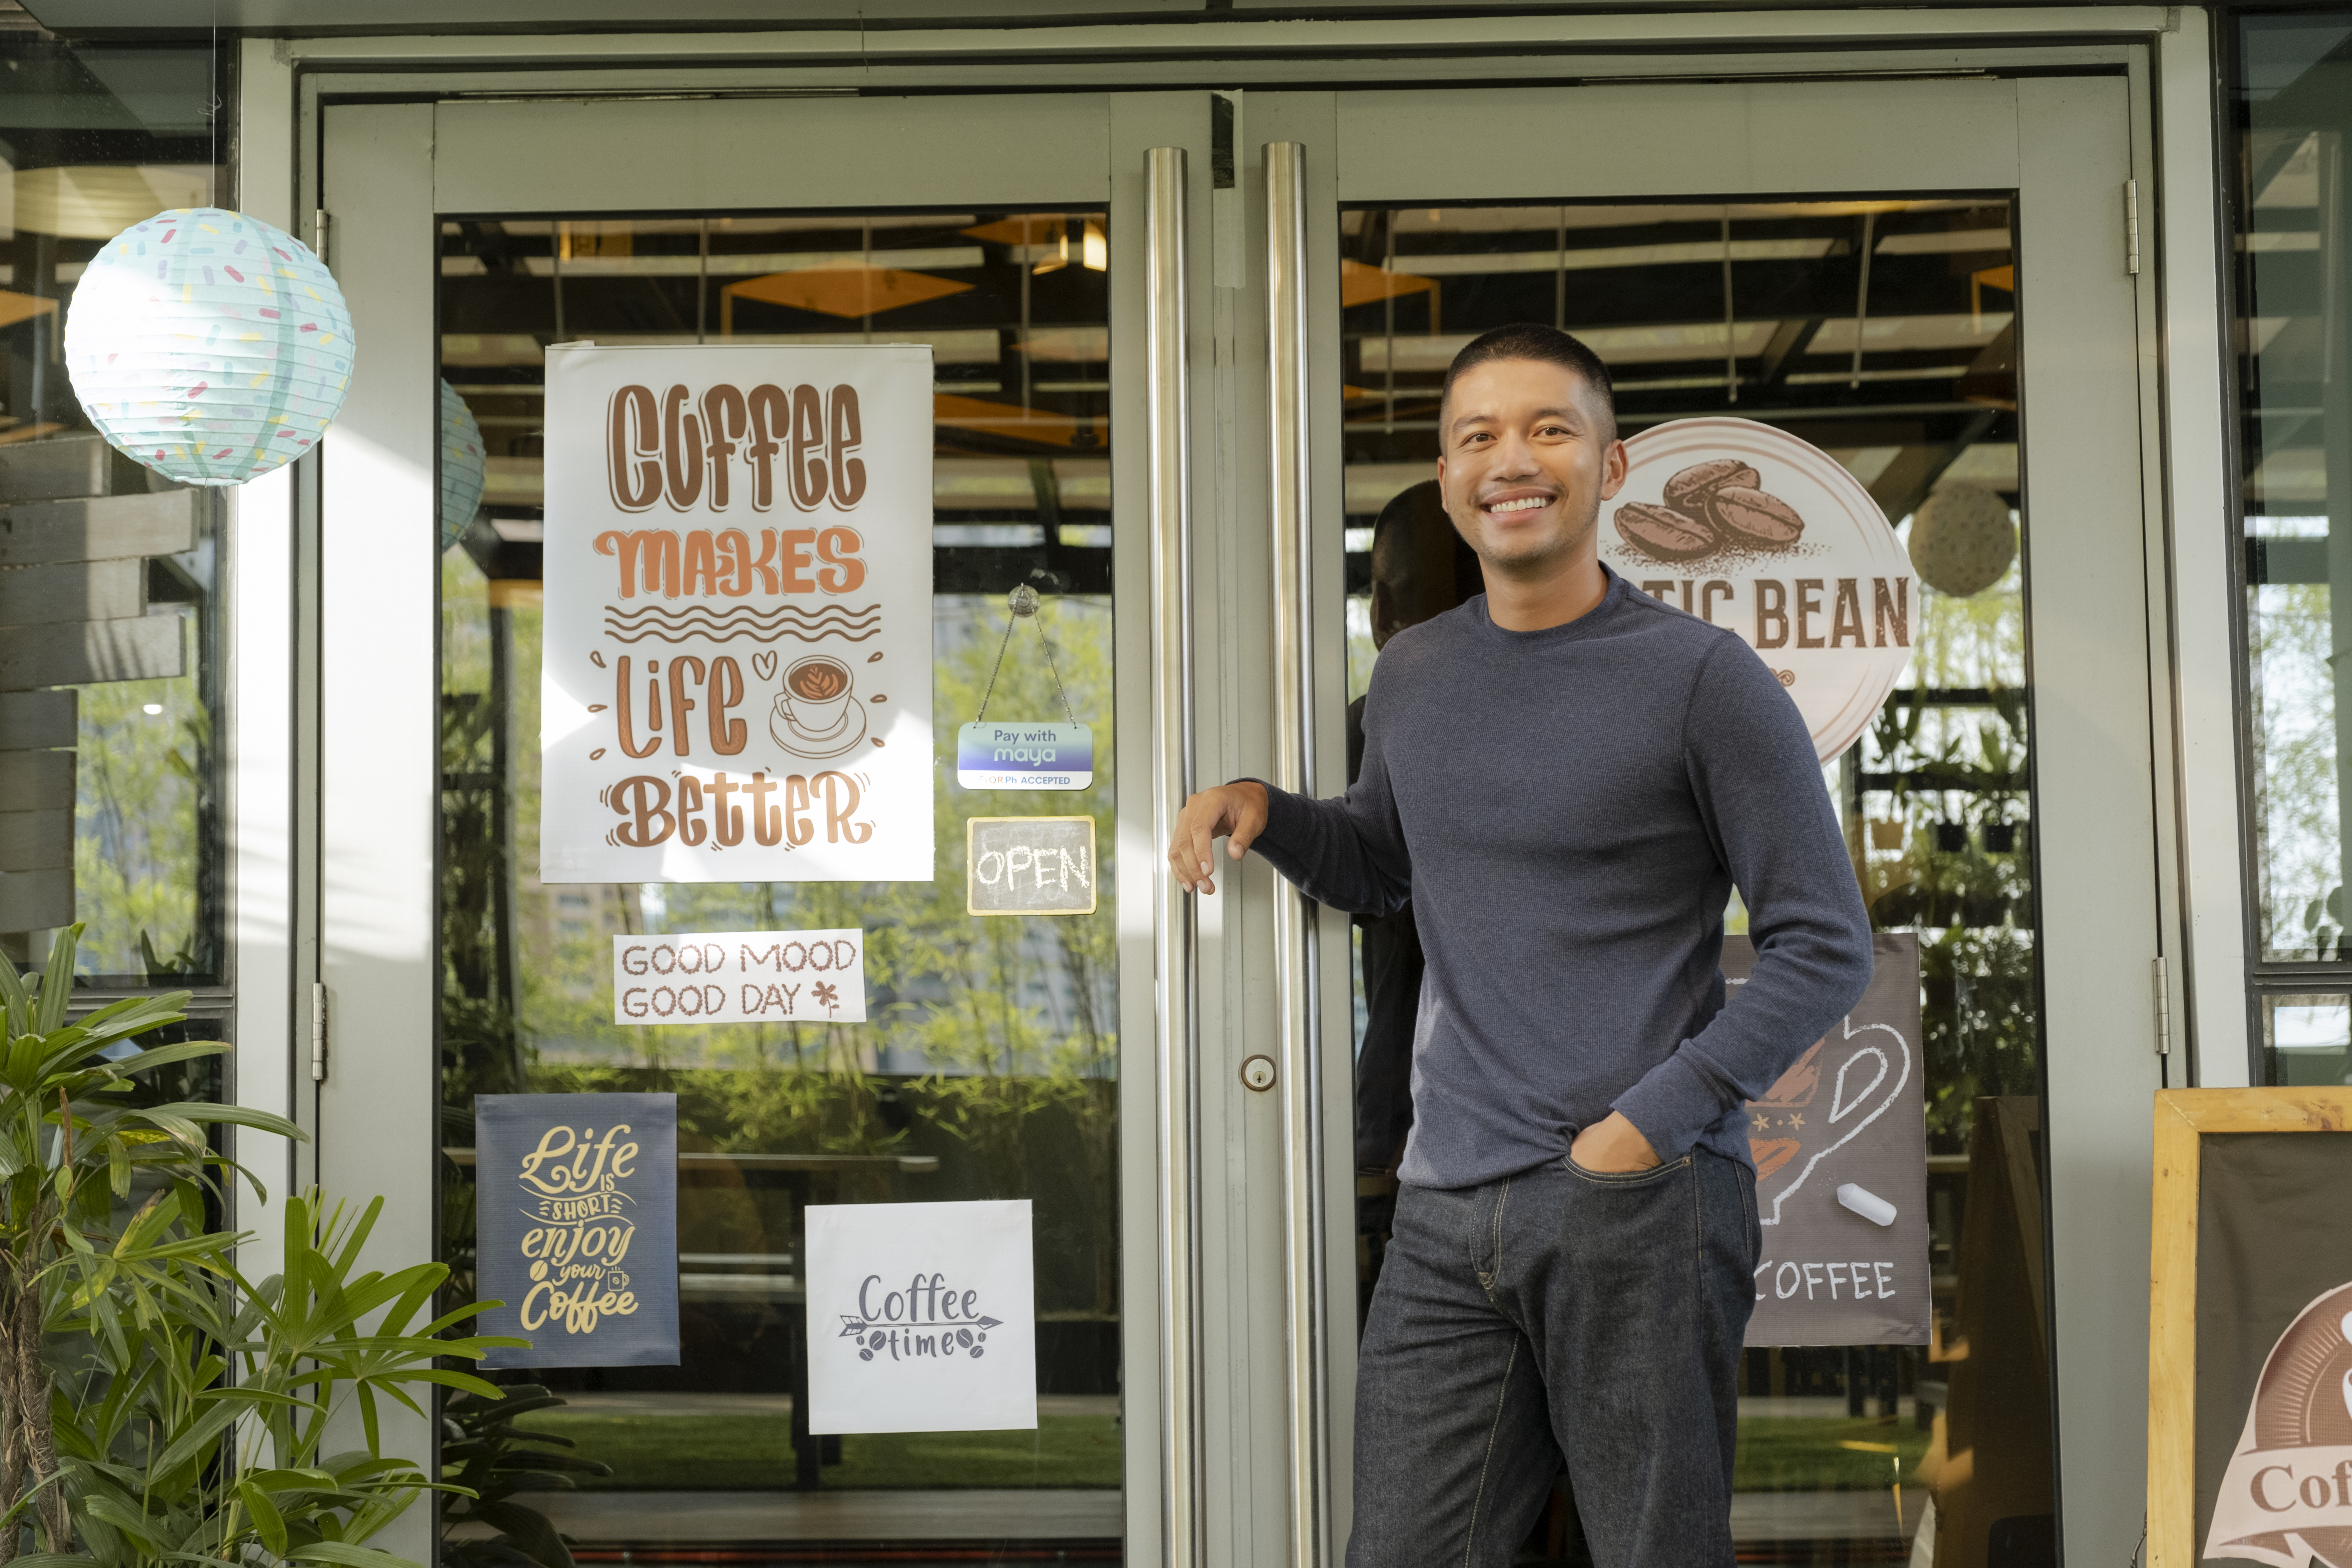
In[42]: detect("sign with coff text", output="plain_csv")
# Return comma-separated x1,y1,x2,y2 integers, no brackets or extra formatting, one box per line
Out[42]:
806,1199,1037,1434
611,929,866,1025
476,1093,680,1369
539,343,934,884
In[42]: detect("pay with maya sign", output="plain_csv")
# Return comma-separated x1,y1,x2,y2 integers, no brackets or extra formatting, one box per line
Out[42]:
539,344,934,885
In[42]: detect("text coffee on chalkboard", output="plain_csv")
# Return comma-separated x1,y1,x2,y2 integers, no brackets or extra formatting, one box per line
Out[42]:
966,816,1096,917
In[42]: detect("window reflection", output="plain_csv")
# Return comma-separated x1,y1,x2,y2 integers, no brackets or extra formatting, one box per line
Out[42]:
1340,198,2043,1565
2237,15,2352,1029
0,24,226,985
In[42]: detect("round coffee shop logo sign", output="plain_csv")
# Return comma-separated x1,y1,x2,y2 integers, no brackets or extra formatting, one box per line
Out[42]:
1606,417,1915,764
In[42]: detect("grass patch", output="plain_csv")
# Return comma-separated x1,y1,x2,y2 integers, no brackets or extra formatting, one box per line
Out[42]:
522,1410,1911,1495
524,1411,1120,1491
1733,1416,1931,1493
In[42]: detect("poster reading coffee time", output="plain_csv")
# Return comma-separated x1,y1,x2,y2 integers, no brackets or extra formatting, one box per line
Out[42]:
1609,418,1916,764
806,1200,1038,1435
1732,934,1930,1348
476,1093,680,1369
539,343,934,885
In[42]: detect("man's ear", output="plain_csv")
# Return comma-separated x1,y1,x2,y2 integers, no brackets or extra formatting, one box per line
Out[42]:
1598,436,1630,502
1370,581,1400,650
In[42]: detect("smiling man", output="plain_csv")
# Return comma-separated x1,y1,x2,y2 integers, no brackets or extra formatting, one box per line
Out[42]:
1167,323,1872,1565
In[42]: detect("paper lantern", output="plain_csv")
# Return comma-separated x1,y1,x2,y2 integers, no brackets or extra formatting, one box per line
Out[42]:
1908,482,2017,598
440,379,486,553
63,207,354,487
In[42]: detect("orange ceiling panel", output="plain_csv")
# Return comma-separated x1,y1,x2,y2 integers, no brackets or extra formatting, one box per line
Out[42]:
934,393,1107,451
1341,259,1436,310
725,266,973,321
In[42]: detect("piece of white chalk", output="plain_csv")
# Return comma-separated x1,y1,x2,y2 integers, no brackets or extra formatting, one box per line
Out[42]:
1836,1182,1897,1227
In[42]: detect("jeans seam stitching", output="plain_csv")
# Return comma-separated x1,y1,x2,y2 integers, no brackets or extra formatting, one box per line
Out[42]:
1464,1335,1519,1568
1489,1176,1511,1291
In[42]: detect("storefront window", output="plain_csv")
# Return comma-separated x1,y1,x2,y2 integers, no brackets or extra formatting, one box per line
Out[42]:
438,213,1119,1556
2237,14,2352,1087
0,20,226,986
1341,198,2041,1564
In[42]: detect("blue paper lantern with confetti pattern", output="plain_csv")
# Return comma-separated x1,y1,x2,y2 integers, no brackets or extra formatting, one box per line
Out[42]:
440,379,486,552
63,207,355,486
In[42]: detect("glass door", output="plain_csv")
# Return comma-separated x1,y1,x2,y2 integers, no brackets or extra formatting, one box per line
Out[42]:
1265,75,2165,1568
313,93,1201,1568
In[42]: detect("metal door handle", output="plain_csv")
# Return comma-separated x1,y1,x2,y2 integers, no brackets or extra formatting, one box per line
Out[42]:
1145,143,1206,1568
1266,137,1332,1568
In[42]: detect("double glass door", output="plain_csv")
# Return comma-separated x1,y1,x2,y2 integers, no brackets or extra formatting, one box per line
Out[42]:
311,66,2162,1568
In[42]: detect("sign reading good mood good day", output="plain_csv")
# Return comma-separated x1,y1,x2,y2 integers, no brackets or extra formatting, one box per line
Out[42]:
612,929,865,1025
539,343,934,885
1732,934,1929,1348
806,1200,1037,1434
1606,418,1916,764
476,1093,679,1369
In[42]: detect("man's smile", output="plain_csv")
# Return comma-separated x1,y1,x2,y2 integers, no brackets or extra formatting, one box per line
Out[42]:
1482,490,1555,517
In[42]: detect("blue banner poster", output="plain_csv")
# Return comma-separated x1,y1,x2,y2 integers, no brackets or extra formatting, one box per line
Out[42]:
476,1093,680,1369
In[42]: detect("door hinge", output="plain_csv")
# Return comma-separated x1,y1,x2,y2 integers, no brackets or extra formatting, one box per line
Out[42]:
2124,179,2141,276
2151,956,2171,1057
309,982,329,1082
313,209,329,267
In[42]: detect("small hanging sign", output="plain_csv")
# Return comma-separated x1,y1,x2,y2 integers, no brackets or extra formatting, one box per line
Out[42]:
967,816,1096,916
956,721,1094,790
476,1092,680,1369
805,1199,1037,1434
960,583,1090,792
611,929,866,1024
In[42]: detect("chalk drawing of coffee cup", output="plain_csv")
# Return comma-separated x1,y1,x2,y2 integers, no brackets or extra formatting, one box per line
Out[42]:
1756,1016,1912,1228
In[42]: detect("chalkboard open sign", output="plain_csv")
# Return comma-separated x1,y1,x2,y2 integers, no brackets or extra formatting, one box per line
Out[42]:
966,816,1096,917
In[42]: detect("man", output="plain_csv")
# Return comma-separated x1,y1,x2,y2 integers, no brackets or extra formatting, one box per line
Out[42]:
1351,478,1482,1185
1167,323,1872,1565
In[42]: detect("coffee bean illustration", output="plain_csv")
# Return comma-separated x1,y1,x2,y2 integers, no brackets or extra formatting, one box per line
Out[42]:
1614,501,1721,563
1663,458,1761,517
1705,486,1805,550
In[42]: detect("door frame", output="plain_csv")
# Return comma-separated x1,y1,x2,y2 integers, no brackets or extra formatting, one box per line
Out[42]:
230,14,2237,1566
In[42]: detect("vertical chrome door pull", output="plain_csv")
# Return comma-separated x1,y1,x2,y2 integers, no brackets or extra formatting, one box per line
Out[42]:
1146,144,1205,1568
1266,138,1331,1568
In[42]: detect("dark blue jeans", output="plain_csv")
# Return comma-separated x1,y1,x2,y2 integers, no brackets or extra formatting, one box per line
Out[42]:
1348,1149,1759,1567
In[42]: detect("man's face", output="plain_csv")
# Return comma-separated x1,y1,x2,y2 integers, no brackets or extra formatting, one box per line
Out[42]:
1436,357,1628,576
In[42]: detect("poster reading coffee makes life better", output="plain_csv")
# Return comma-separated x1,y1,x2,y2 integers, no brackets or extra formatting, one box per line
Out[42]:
476,1094,680,1369
541,345,934,884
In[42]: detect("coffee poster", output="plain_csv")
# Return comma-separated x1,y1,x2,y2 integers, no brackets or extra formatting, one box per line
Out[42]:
1608,418,1916,764
805,1199,1037,1435
2196,1133,2352,1567
539,343,934,884
476,1093,680,1369
1733,933,1930,1348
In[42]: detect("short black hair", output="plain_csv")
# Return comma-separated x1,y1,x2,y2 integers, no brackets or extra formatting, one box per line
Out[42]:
1438,323,1617,439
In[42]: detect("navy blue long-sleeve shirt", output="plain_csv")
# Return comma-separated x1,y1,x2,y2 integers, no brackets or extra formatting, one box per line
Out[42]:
1250,570,1873,1188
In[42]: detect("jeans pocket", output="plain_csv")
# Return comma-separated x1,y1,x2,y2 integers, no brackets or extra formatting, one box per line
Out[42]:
1562,1152,1691,1187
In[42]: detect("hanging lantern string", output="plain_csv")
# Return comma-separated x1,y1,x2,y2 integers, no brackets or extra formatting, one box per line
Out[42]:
974,582,1077,726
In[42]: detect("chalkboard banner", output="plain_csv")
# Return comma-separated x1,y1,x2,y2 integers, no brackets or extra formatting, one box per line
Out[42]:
1732,932,1929,1348
612,929,866,1024
966,816,1097,916
476,1093,680,1369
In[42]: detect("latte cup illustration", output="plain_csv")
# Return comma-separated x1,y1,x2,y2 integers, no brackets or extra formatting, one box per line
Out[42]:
777,655,854,736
